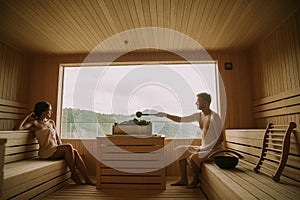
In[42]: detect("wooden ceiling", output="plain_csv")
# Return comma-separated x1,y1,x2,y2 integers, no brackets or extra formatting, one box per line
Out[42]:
0,0,299,54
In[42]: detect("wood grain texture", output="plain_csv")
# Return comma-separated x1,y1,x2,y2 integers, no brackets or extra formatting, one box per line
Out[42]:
44,177,207,200
201,160,300,200
0,0,299,54
1,131,71,200
62,138,202,177
0,43,30,130
0,130,38,164
226,129,300,182
97,136,165,189
251,10,300,130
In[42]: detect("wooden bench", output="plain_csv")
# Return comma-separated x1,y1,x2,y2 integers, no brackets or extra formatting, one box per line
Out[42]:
0,130,71,200
200,126,300,199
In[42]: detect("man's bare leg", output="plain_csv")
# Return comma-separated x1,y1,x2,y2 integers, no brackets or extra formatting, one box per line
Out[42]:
171,159,188,186
186,160,201,189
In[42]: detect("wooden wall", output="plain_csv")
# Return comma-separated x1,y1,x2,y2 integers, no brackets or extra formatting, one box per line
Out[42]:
0,42,30,130
210,51,254,129
29,54,86,123
251,9,300,130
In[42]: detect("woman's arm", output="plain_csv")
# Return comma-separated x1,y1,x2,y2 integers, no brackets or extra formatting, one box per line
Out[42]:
56,134,62,145
50,120,62,145
13,112,35,130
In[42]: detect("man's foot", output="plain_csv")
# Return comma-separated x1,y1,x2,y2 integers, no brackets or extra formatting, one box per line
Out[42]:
170,180,188,186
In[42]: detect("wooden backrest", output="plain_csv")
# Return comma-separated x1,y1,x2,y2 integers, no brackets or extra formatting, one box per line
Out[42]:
225,126,300,182
254,88,300,119
253,122,296,182
0,99,28,130
0,131,39,164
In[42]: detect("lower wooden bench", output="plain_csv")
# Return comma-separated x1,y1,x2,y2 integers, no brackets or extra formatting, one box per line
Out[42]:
4,159,70,200
0,130,71,200
201,127,300,199
201,160,300,200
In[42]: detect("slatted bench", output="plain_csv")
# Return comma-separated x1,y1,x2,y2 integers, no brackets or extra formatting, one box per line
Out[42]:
201,125,300,199
0,130,71,200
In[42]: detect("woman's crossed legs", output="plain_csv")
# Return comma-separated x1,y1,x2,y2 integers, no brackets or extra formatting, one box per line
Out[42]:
50,144,94,185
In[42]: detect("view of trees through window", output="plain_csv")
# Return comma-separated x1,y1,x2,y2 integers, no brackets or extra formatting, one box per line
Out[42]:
61,63,219,139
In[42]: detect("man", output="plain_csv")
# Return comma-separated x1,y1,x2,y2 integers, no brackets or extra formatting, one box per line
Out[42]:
155,92,224,188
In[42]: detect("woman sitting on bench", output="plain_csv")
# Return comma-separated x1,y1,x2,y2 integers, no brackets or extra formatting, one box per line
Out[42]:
13,101,94,185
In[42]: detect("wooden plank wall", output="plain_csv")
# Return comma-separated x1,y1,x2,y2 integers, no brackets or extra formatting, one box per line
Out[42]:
251,9,300,131
29,54,86,123
209,50,254,129
0,99,29,130
0,42,30,130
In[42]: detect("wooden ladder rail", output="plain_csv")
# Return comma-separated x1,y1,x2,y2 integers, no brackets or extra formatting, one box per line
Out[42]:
254,122,297,182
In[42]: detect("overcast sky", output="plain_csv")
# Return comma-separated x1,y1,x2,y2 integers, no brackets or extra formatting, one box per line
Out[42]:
63,64,218,116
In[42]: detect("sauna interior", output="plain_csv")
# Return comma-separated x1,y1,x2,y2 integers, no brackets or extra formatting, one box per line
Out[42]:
0,0,299,199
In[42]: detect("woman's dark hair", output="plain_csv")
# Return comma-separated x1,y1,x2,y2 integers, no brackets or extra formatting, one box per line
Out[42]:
33,101,51,118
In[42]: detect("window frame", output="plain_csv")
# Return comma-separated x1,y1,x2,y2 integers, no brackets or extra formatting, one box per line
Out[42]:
57,61,221,138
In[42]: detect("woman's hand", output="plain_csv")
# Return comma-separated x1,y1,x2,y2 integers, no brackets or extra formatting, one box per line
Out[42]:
27,111,35,118
13,112,35,130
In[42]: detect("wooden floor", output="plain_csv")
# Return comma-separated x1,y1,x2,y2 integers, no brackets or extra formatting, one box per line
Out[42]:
44,177,207,199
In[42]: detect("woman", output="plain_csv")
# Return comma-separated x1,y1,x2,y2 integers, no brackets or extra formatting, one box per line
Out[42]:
13,101,94,185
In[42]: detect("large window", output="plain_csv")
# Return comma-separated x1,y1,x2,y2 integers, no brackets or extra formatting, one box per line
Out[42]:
60,62,220,139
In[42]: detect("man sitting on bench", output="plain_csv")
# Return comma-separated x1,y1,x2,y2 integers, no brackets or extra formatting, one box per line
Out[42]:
155,92,224,188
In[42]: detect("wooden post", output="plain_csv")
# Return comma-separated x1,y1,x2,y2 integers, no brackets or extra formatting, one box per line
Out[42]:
0,138,7,197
